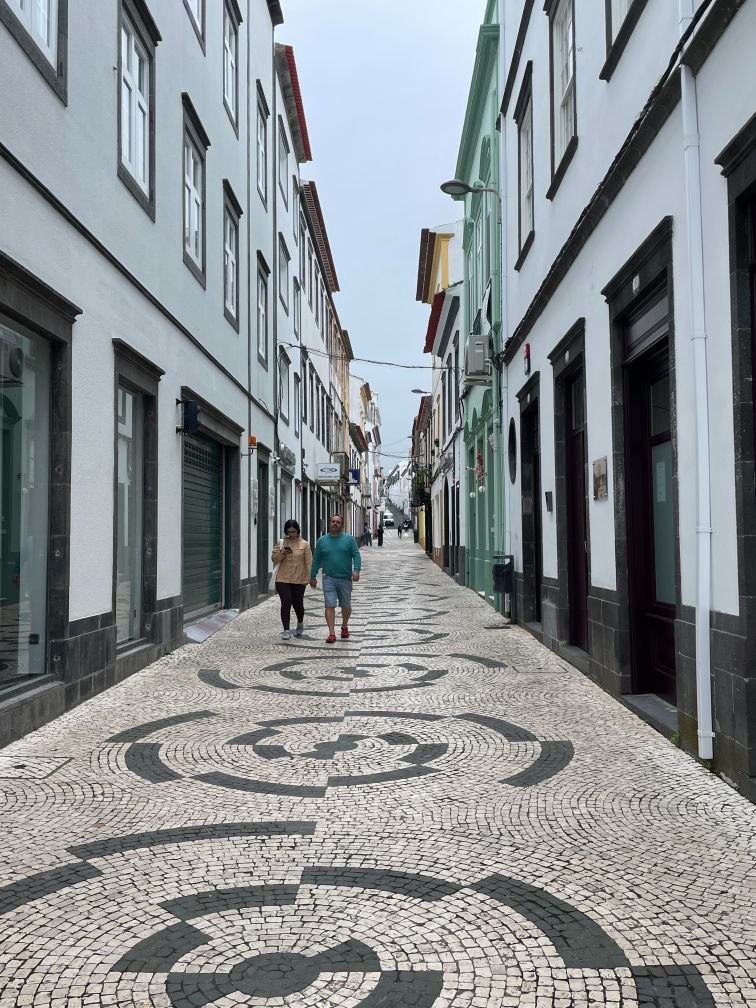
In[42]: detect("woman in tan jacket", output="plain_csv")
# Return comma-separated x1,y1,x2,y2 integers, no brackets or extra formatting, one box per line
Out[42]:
271,519,313,640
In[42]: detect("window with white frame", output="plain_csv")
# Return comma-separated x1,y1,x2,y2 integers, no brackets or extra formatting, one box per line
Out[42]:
307,243,314,306
184,0,203,41
609,0,631,42
314,274,320,326
278,119,289,205
257,268,268,365
475,217,483,304
256,89,268,201
301,361,308,425
550,0,576,170
515,65,534,252
293,279,301,338
183,135,203,271
223,3,238,124
6,0,57,65
292,185,299,244
294,375,301,436
299,216,306,282
120,13,150,198
279,354,290,422
309,365,315,430
223,181,242,325
278,235,290,310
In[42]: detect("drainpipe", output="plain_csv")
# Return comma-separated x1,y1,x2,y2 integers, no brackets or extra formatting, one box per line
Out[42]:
679,0,714,761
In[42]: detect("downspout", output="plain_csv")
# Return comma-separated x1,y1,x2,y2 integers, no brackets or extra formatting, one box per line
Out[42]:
271,32,280,547
245,1,253,591
679,0,714,761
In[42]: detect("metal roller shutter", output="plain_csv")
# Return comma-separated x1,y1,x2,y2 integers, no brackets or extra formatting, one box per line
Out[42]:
182,434,222,617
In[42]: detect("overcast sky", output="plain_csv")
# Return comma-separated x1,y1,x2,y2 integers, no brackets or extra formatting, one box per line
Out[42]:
279,1,484,467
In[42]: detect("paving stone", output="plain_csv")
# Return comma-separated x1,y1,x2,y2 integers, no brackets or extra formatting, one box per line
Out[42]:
1,539,755,1005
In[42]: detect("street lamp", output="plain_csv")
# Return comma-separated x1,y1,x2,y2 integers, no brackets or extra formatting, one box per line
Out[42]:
440,175,508,603
411,388,430,394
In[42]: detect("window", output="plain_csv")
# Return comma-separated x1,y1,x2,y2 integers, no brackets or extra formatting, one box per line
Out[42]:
223,180,242,327
514,63,534,263
257,268,268,366
309,365,315,431
299,216,306,283
549,0,576,176
293,185,299,244
314,274,320,326
223,2,239,126
182,94,210,284
293,279,301,338
307,242,314,306
609,0,631,42
302,361,308,425
2,0,68,100
601,0,648,79
278,235,290,310
294,375,301,436
183,0,204,46
119,3,159,216
256,85,269,202
279,353,290,422
278,118,290,205
5,0,56,64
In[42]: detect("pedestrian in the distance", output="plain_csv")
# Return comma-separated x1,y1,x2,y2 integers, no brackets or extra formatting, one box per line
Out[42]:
310,514,362,643
271,519,312,640
376,524,384,546
397,524,403,538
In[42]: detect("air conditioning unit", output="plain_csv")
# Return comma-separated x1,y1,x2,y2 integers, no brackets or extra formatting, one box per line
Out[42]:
463,335,490,386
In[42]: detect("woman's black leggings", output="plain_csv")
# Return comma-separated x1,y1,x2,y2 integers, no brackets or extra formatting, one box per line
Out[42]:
276,582,306,629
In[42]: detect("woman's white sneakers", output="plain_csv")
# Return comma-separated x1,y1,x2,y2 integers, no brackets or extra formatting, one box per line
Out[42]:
294,623,304,637
281,630,292,640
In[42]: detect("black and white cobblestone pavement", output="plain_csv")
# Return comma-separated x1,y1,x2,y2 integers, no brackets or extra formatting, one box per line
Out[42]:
2,538,756,1007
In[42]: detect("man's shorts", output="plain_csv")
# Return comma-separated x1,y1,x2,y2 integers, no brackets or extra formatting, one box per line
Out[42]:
322,574,353,608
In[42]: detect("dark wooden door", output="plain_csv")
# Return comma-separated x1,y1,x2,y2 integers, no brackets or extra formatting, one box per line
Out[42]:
626,350,677,701
182,434,223,617
565,370,588,649
257,461,269,591
521,405,542,623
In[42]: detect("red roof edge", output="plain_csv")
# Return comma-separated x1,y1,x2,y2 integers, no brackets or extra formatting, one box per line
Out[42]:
423,291,445,354
283,46,312,162
301,180,340,293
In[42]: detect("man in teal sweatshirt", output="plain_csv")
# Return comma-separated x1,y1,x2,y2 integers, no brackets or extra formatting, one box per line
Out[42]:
309,514,362,643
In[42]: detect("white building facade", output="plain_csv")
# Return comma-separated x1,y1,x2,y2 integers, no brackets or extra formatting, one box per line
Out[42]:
499,0,756,797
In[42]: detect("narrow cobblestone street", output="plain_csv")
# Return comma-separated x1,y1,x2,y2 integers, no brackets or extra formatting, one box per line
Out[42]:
1,538,755,1007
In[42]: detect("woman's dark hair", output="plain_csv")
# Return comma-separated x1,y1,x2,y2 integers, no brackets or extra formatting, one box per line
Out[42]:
283,519,300,535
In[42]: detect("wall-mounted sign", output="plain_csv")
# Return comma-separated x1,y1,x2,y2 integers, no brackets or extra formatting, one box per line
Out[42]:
593,457,608,501
315,462,341,483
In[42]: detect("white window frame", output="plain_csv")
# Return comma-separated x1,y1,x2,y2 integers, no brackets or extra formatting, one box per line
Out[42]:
609,0,631,42
7,0,56,65
307,243,314,307
293,279,301,338
183,135,204,270
120,16,150,194
294,375,301,437
551,0,576,169
257,270,268,365
279,354,290,422
257,99,268,202
278,119,290,205
185,0,203,37
223,207,238,320
223,3,238,124
519,93,534,246
278,236,290,310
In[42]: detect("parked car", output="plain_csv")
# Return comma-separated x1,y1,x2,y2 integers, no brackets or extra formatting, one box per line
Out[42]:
382,514,395,527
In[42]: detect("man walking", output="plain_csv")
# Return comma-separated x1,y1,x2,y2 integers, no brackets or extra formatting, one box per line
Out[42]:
310,514,362,643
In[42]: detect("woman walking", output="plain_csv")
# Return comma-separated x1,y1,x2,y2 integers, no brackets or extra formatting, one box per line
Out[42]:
271,520,313,640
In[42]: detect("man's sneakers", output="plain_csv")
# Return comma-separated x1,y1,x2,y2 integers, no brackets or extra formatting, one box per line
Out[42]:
326,633,336,644
340,626,350,639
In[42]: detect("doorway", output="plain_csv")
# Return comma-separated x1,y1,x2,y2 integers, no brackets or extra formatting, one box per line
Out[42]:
565,369,588,649
521,403,542,624
625,346,677,702
257,459,269,591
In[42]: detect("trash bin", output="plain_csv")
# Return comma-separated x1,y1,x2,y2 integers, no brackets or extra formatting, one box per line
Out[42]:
492,556,514,594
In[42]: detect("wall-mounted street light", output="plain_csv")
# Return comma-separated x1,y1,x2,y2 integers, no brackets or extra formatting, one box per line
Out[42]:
411,388,430,394
440,178,501,201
